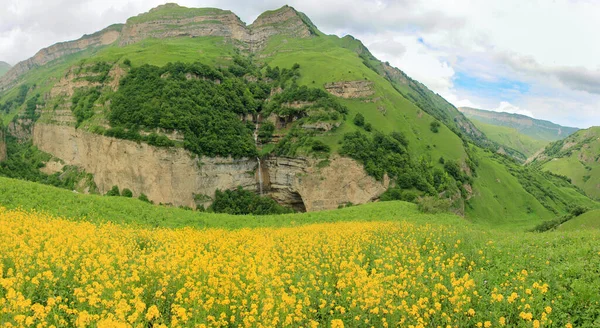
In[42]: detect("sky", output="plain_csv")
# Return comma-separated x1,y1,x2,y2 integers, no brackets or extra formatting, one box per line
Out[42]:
0,0,599,128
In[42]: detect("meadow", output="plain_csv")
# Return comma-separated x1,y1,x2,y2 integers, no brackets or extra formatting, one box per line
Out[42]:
1,178,600,327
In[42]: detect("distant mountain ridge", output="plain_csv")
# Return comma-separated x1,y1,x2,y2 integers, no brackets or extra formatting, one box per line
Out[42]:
458,107,578,142
0,62,10,77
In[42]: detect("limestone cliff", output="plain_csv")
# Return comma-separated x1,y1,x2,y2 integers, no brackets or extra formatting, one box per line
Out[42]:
247,5,315,50
119,5,249,46
265,156,389,212
0,4,316,92
32,124,386,211
0,25,122,92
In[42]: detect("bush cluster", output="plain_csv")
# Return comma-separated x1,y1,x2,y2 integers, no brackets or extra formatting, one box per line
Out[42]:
209,187,294,215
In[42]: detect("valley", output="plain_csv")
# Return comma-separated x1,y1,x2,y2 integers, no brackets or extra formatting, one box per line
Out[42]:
0,2,599,327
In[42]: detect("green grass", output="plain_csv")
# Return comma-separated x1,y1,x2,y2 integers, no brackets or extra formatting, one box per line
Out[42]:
471,119,548,157
126,4,229,24
2,176,600,326
559,209,600,231
0,176,463,230
538,127,600,200
466,152,552,229
262,34,466,164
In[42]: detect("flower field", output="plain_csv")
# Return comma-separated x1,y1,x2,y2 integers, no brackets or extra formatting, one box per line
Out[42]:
0,207,599,327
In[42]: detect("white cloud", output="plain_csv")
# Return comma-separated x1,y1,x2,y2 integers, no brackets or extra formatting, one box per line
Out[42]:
490,101,534,118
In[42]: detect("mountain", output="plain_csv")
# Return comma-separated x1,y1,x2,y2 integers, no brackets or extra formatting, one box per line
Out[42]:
529,127,600,200
0,62,10,77
469,118,549,158
459,107,579,141
0,3,595,224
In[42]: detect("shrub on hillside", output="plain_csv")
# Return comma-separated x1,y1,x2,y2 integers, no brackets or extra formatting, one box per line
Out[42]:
122,188,133,198
416,196,452,214
209,187,294,215
138,193,152,203
353,113,365,127
106,186,120,197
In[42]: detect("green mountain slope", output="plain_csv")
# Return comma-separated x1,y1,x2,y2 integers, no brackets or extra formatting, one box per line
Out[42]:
459,106,578,141
0,3,595,225
0,62,10,77
530,127,600,200
470,118,548,157
559,208,600,231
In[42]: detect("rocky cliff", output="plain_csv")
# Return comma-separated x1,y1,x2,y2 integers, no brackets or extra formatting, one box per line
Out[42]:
0,4,316,92
33,124,386,211
33,124,257,208
119,5,249,46
0,25,122,92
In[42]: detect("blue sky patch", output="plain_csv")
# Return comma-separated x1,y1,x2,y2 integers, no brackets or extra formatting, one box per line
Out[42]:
453,72,530,102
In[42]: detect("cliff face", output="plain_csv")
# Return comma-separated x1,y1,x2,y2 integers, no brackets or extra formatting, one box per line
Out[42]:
33,124,257,207
0,26,121,92
32,124,386,211
247,5,314,50
119,6,249,46
0,4,315,92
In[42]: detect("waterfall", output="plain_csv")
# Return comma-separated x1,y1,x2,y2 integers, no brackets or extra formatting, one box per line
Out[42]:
254,114,263,195
257,157,264,195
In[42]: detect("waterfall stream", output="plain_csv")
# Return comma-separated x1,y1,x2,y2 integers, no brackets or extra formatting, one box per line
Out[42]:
254,114,263,195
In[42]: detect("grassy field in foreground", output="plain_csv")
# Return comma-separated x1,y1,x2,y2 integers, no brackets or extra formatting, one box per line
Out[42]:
1,206,600,327
0,176,463,230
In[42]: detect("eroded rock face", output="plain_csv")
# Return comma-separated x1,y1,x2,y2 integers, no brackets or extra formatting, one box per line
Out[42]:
119,8,249,46
1,4,316,91
33,124,257,207
248,5,313,50
32,124,388,211
265,156,388,212
324,81,375,99
0,27,121,92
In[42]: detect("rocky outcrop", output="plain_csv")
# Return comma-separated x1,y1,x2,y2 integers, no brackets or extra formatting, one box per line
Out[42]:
0,4,316,90
31,124,388,211
0,26,121,92
247,5,314,50
265,156,388,212
33,124,257,208
119,5,249,46
324,81,375,99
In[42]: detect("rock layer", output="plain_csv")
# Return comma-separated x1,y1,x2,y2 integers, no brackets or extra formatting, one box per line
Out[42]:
324,81,375,99
0,4,315,91
0,26,121,92
33,124,257,207
32,124,387,211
